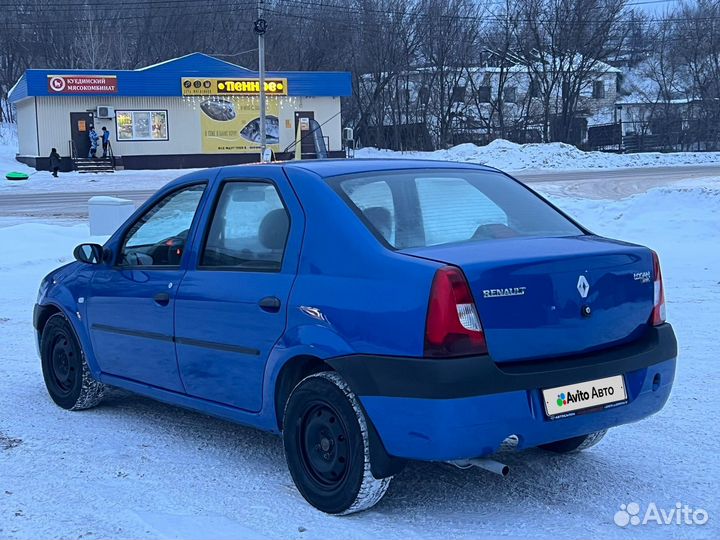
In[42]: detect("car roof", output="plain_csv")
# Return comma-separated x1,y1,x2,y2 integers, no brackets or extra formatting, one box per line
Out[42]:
282,158,500,178
163,158,503,190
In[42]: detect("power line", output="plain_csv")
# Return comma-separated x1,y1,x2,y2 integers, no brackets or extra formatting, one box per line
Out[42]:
0,2,257,29
2,0,718,30
263,2,720,28
0,0,251,8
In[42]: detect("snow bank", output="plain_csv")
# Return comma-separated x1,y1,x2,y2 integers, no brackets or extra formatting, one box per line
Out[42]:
538,180,720,291
0,222,88,273
357,139,720,171
0,123,33,177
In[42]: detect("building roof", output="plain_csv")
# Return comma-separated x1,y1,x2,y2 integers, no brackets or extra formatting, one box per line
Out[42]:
361,55,621,81
8,52,352,103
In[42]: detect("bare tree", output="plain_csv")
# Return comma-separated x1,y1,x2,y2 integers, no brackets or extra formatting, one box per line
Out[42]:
672,0,720,150
516,0,628,143
415,0,481,147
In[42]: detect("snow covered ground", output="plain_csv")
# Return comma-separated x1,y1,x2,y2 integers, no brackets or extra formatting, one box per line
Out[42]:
0,175,718,538
0,124,182,195
356,139,720,171
3,120,720,196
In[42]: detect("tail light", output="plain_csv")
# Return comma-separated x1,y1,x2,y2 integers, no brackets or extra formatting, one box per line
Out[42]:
650,251,666,326
424,266,488,357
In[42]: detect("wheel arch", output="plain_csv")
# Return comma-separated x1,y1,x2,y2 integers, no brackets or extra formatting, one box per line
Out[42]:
274,354,330,431
35,303,62,337
273,353,405,479
35,301,101,378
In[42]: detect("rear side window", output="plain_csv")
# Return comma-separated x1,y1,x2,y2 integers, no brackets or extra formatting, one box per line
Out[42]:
200,182,289,271
337,179,396,245
334,170,583,249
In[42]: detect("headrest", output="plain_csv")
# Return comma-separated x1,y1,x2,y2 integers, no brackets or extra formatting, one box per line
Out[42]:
258,208,289,250
362,206,392,239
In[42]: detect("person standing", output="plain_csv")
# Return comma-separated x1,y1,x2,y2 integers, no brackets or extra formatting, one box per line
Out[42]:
49,148,61,178
88,126,99,158
101,126,110,158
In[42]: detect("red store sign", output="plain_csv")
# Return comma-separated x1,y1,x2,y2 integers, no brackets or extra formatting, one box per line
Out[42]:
47,75,118,94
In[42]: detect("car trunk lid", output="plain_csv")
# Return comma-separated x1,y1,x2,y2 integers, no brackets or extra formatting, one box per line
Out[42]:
403,235,656,362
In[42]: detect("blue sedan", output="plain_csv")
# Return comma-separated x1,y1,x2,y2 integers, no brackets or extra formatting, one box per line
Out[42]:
34,160,677,514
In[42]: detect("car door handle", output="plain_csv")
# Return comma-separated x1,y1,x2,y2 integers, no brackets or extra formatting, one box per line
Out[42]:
258,296,281,313
153,292,170,306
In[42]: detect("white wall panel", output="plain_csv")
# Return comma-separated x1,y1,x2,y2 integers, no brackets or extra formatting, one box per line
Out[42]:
32,95,342,158
15,98,38,156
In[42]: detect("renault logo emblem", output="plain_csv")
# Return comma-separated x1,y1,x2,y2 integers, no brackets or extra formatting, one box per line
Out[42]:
577,275,590,298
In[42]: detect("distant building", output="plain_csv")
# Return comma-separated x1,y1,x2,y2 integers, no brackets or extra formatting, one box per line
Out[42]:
359,58,621,149
9,53,351,171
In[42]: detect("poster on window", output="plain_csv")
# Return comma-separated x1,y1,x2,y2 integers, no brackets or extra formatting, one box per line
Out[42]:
116,111,168,141
199,97,280,153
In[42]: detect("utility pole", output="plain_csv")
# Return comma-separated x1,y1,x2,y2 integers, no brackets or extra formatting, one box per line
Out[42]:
254,1,268,162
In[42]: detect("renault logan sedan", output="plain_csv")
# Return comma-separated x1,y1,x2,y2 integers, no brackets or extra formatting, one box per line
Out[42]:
34,160,677,514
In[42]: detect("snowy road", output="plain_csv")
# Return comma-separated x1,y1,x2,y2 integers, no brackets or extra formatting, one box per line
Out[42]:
1,178,719,538
0,190,156,222
2,164,720,220
518,163,720,199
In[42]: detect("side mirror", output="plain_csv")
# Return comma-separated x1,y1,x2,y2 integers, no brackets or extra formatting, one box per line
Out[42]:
73,243,105,264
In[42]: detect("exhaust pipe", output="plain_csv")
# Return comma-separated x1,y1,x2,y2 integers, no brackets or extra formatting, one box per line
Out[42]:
450,458,510,477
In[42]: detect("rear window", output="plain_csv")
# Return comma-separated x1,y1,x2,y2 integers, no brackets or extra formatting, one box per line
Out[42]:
333,170,583,249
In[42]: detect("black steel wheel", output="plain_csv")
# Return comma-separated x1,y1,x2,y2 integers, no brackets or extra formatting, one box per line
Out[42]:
40,313,105,410
283,371,391,514
298,402,352,489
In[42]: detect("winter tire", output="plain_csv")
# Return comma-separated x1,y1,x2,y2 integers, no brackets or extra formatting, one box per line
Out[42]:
539,429,607,453
40,313,105,410
282,371,392,515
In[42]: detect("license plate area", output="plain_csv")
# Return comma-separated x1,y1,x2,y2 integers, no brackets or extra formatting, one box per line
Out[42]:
542,375,627,419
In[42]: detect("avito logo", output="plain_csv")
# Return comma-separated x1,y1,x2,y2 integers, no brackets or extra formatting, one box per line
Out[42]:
614,502,709,527
556,385,615,407
556,389,591,407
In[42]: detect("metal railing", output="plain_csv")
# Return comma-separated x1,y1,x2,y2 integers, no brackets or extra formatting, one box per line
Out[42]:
105,141,116,169
68,139,116,169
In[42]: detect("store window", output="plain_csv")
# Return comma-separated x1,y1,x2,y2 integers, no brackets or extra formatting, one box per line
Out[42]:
116,110,169,141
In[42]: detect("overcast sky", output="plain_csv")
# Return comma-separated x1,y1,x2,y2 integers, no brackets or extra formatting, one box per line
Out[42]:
630,0,680,15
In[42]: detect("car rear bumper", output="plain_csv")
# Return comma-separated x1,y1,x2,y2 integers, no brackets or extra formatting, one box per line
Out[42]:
327,324,677,461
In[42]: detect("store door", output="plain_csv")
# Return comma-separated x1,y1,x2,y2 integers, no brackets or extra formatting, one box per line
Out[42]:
70,112,94,158
294,111,315,156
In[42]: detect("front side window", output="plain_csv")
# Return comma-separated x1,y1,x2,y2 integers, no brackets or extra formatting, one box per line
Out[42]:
333,170,583,249
120,184,205,267
201,182,289,271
